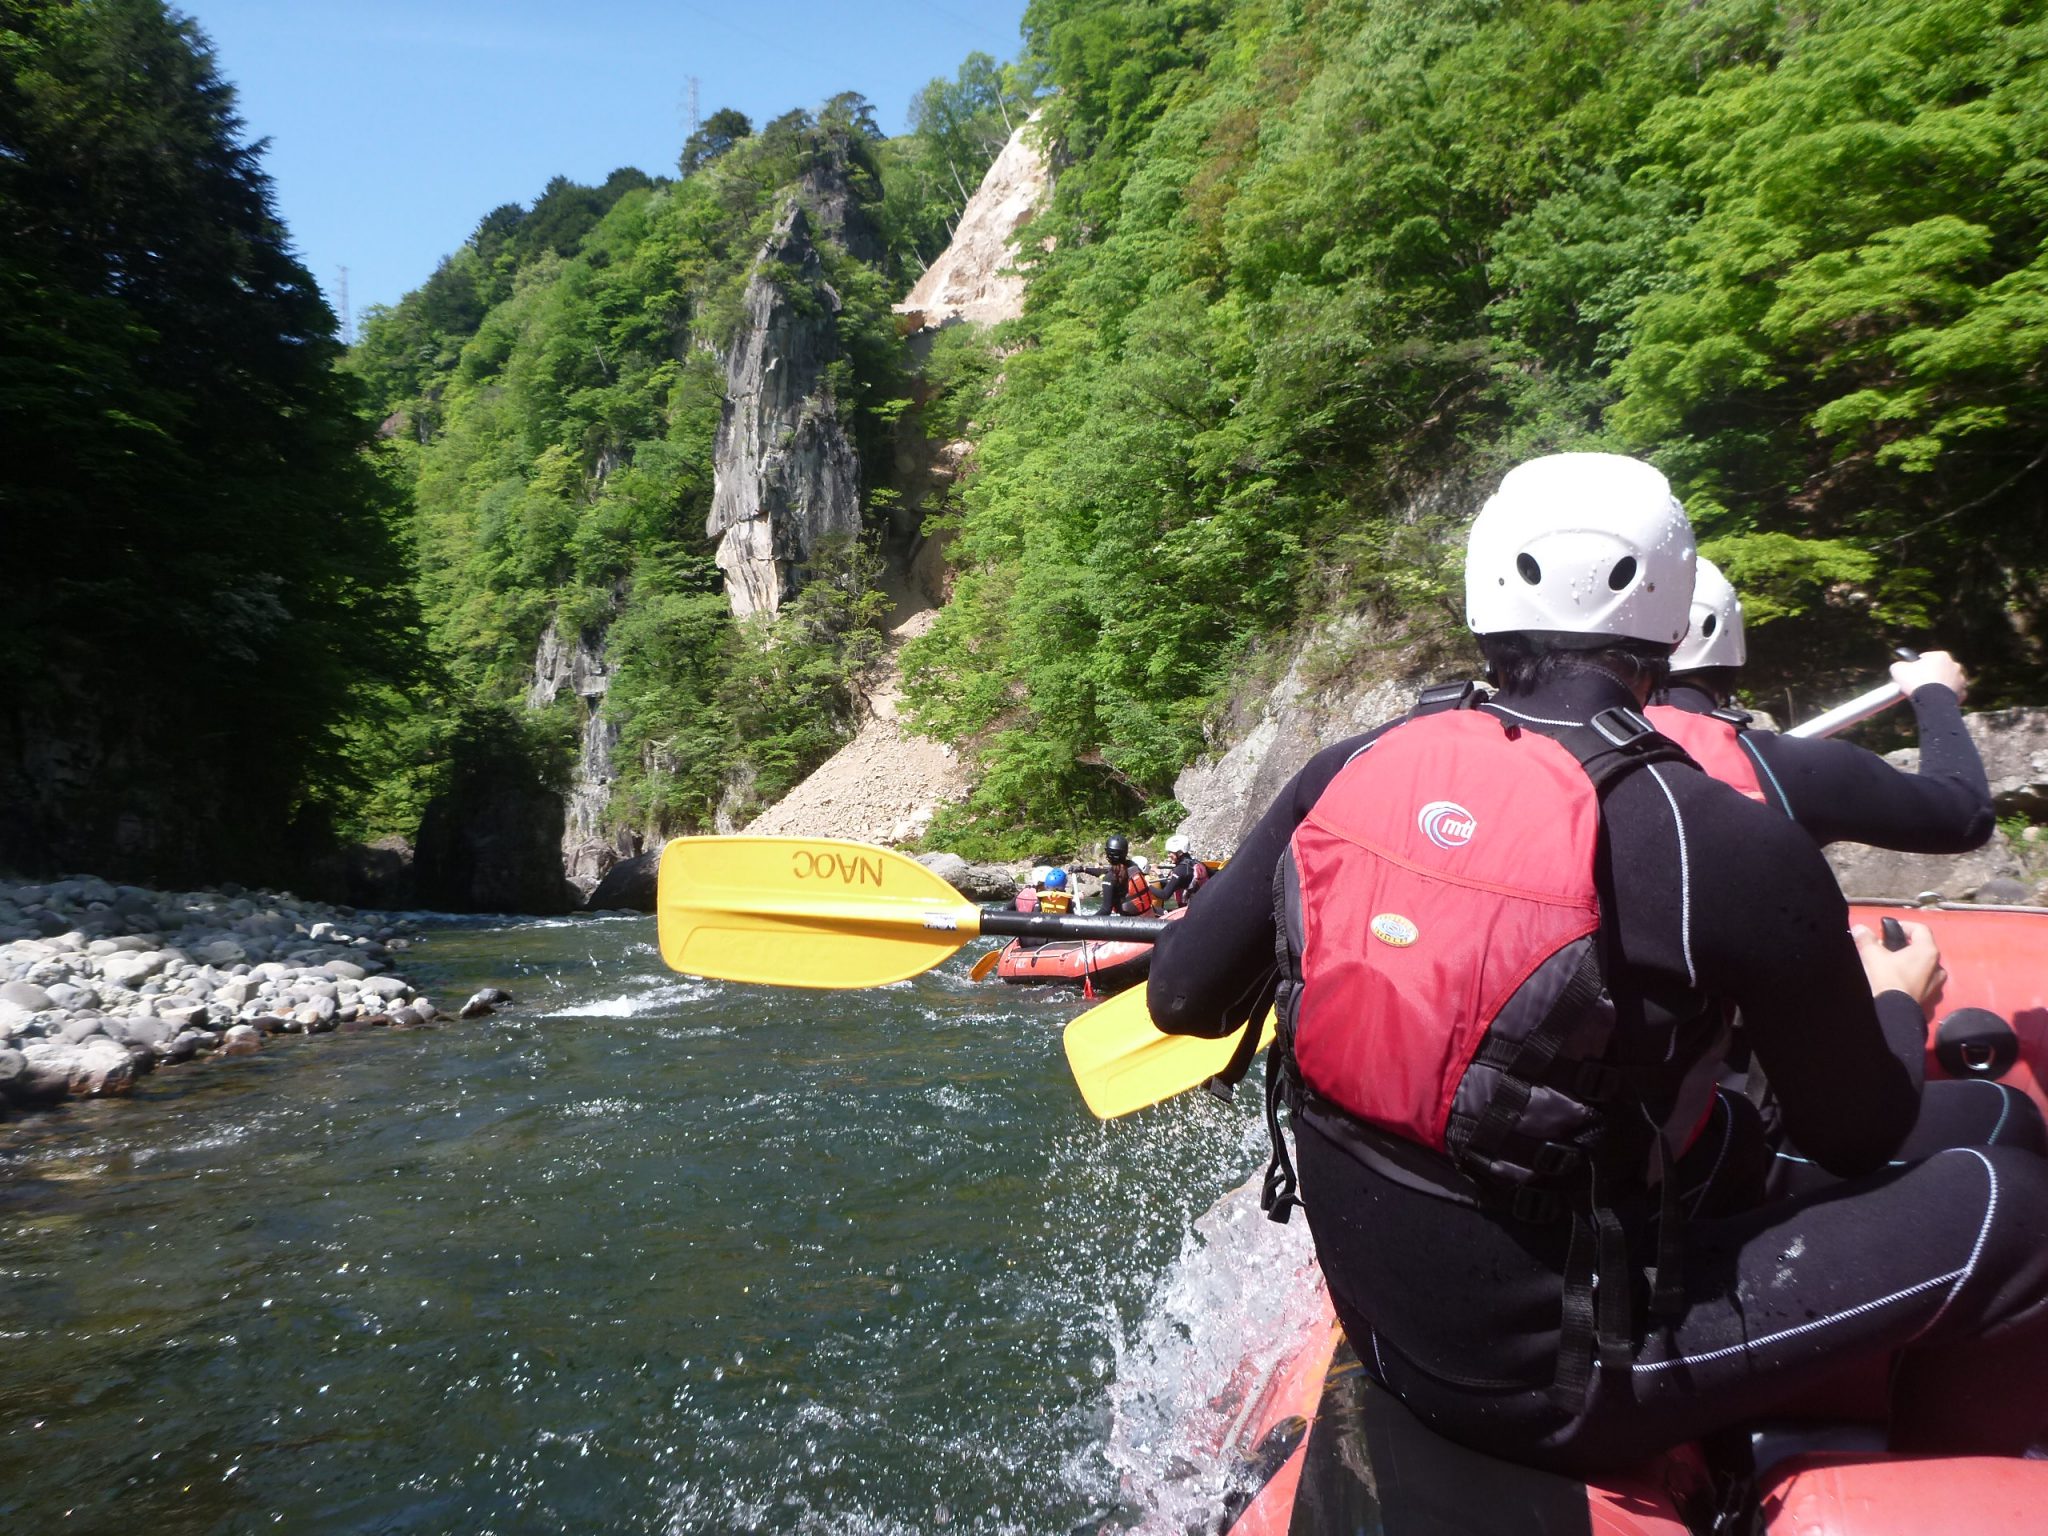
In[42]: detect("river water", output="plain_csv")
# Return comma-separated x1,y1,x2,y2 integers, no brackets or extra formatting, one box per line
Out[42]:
0,914,1319,1534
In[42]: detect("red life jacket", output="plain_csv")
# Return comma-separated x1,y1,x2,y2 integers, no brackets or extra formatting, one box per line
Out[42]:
1275,705,1713,1193
1115,866,1155,916
1644,703,1776,809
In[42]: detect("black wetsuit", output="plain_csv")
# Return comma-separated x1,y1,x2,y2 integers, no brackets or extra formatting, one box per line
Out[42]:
1148,671,2048,1474
1153,852,1206,909
1660,678,2023,1195
1660,678,1992,852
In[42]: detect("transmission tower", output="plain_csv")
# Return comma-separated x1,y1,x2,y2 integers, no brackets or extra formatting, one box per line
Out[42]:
687,75,700,137
336,265,351,345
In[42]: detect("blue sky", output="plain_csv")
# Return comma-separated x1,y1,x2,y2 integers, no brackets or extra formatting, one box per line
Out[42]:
179,0,1032,330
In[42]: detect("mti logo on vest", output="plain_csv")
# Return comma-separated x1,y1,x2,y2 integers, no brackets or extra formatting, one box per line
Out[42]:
1416,800,1477,850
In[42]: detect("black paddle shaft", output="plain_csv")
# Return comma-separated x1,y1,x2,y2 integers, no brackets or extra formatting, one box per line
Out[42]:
977,911,1170,943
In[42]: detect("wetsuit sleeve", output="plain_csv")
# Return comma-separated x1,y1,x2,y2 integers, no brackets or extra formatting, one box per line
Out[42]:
1147,732,1379,1037
1751,685,1992,853
1686,798,1926,1175
1153,862,1191,905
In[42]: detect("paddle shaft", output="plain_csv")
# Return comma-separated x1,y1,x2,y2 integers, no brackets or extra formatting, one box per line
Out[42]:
977,911,1168,943
1782,649,1919,741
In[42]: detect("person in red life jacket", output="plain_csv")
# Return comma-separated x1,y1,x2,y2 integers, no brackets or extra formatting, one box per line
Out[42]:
1070,833,1156,917
1651,558,2031,1185
1647,556,1992,850
1153,833,1210,910
1146,452,2048,1476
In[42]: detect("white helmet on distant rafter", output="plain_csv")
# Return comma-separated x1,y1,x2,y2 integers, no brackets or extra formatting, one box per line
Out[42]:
1465,453,1695,646
1670,555,1747,672
1165,833,1191,856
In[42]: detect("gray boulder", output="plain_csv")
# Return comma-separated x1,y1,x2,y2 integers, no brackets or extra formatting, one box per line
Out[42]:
0,980,54,1011
1825,830,2028,902
585,849,659,912
915,852,1018,903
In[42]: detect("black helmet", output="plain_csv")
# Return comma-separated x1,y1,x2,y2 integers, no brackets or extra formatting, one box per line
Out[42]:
1106,833,1130,862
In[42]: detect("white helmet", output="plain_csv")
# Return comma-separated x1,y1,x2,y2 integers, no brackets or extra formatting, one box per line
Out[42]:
1465,453,1695,646
1670,555,1747,672
1165,833,1191,856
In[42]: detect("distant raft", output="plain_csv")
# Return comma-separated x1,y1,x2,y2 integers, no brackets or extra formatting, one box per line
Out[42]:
990,906,1187,995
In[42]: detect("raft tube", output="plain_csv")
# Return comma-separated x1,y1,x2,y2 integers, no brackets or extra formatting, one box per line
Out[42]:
994,906,1186,994
1206,902,2048,1535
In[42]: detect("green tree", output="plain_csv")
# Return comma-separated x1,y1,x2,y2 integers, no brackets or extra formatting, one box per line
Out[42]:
0,0,422,881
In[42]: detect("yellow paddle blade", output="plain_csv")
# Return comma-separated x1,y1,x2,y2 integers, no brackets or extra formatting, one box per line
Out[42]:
1063,985,1278,1119
969,947,1003,982
656,836,984,988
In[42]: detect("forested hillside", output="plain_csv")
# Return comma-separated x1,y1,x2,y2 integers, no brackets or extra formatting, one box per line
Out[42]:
6,0,2044,891
905,0,2048,854
346,64,1034,889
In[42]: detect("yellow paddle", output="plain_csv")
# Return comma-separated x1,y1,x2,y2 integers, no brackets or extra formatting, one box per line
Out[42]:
1063,987,1278,1119
655,836,1166,988
968,948,1003,982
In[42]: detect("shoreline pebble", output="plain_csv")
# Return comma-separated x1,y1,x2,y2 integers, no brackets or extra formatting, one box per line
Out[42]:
0,874,440,1123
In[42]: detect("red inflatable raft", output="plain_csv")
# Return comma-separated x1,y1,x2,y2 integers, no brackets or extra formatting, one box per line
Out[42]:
994,906,1185,994
1201,901,2048,1536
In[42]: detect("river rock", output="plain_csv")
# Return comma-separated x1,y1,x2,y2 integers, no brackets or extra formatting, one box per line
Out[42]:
114,1017,175,1055
323,960,366,982
57,1015,108,1044
194,939,246,966
360,976,410,1001
53,1038,136,1096
98,950,167,989
584,850,659,912
219,1024,262,1056
1824,830,2028,902
458,987,512,1018
0,980,55,1011
913,852,1018,903
165,1030,207,1062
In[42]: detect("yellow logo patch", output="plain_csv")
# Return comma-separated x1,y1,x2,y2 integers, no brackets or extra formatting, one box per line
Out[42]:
1370,912,1419,947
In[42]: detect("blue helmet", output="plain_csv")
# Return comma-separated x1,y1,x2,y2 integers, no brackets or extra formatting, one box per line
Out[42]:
1044,867,1068,890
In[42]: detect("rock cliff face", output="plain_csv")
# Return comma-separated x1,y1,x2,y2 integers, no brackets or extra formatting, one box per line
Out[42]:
707,201,864,619
527,617,638,898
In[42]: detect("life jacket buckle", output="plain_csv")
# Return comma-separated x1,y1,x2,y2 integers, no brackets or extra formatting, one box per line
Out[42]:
1532,1142,1583,1177
1591,704,1656,747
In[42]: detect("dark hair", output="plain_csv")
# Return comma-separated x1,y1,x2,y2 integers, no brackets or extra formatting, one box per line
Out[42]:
1665,665,1741,705
1480,631,1674,697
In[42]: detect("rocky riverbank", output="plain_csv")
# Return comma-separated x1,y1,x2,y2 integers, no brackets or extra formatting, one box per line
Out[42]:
0,875,439,1122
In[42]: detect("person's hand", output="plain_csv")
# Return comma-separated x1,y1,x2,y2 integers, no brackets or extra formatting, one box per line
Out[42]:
1891,649,1968,703
1853,920,1947,1016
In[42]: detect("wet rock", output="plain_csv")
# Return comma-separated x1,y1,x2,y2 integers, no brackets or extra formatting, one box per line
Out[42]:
359,976,410,1002
584,850,659,913
913,852,1017,903
459,987,512,1019
218,1024,262,1057
166,1030,209,1062
0,1047,25,1101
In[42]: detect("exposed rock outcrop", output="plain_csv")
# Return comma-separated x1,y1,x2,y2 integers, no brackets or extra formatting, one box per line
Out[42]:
413,784,575,914
894,114,1049,332
527,616,638,897
1173,616,1438,856
707,201,864,619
